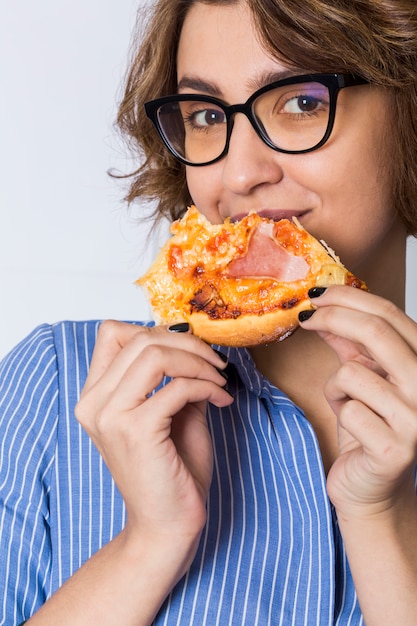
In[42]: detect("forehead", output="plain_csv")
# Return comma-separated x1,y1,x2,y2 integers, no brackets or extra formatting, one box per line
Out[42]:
177,2,291,98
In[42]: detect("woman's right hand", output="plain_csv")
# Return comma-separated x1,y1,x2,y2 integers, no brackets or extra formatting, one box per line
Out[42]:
26,322,232,625
75,321,233,559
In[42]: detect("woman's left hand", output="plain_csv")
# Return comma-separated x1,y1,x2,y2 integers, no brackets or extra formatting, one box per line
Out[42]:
299,285,417,517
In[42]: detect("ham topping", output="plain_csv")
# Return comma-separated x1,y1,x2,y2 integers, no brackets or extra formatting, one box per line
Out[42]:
226,221,309,282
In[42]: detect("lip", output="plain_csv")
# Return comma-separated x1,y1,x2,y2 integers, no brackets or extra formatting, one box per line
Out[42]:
230,209,310,223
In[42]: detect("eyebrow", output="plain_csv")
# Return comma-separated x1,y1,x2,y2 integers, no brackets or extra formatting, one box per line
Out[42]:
245,68,305,92
177,68,306,98
177,76,222,96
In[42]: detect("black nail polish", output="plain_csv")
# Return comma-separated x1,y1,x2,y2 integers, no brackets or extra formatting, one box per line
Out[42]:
308,287,327,299
213,348,228,363
298,309,316,322
168,322,190,333
216,367,229,381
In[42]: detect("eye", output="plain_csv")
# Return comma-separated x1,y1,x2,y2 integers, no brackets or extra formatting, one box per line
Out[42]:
255,82,330,124
188,107,226,128
283,94,324,115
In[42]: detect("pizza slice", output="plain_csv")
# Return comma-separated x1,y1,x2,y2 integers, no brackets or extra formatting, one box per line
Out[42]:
137,205,366,347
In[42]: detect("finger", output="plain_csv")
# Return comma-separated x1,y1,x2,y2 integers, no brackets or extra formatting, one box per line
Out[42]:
299,299,417,389
107,343,231,412
333,398,417,484
77,342,232,432
83,320,153,393
336,398,391,455
308,285,417,352
90,376,232,449
142,376,234,421
324,360,417,437
84,322,228,397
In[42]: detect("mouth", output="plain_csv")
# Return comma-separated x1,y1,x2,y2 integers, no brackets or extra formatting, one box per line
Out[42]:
230,209,310,223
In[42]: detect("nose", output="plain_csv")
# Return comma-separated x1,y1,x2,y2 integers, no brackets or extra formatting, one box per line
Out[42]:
221,113,284,195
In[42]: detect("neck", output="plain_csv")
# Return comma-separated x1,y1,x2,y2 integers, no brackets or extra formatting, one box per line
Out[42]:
351,216,407,309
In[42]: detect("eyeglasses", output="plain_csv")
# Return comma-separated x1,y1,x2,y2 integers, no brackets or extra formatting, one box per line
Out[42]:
145,73,368,166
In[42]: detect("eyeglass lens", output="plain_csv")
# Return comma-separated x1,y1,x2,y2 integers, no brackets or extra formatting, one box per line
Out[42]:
156,81,331,164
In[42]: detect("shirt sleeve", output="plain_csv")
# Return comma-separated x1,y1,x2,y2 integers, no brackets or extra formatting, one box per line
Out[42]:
0,325,59,625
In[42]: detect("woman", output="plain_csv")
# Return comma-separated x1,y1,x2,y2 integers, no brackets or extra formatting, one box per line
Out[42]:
1,0,417,624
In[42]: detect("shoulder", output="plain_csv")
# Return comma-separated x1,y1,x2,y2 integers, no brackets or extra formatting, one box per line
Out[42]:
0,324,62,517
0,323,59,419
1,320,154,380
0,320,151,448
0,320,153,492
0,321,99,405
1,318,154,392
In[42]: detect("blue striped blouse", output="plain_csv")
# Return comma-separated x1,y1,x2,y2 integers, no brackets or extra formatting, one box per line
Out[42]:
0,321,365,625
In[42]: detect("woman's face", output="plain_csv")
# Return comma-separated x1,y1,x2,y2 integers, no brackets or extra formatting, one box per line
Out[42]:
177,2,403,274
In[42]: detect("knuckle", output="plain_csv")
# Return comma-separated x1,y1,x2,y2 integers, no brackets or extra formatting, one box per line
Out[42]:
168,376,211,401
338,398,361,423
75,392,117,439
93,408,108,436
337,360,363,384
97,319,120,340
97,320,153,347
378,298,401,321
139,342,166,364
364,314,392,341
169,376,192,395
74,397,96,436
91,398,124,440
129,326,160,351
95,406,120,439
74,398,85,424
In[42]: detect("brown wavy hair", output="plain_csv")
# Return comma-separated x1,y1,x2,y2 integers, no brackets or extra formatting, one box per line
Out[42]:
116,0,417,235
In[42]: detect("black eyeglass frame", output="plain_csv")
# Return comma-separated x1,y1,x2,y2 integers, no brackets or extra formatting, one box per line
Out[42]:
144,73,368,167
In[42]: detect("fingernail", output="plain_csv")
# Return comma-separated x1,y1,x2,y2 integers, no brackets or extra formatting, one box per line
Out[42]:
168,322,190,333
298,309,316,322
308,287,327,298
216,367,229,381
213,348,228,363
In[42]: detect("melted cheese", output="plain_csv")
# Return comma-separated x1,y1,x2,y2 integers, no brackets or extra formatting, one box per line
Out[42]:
137,206,366,324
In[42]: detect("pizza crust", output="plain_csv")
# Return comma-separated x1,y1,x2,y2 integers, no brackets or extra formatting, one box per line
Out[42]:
186,301,310,346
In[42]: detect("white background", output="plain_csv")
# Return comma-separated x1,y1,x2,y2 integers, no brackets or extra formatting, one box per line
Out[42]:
0,0,169,358
0,1,416,358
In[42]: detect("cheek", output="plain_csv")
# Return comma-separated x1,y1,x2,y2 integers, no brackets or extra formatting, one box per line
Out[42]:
322,120,392,216
315,90,394,235
320,186,394,270
185,166,223,224
303,143,395,267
